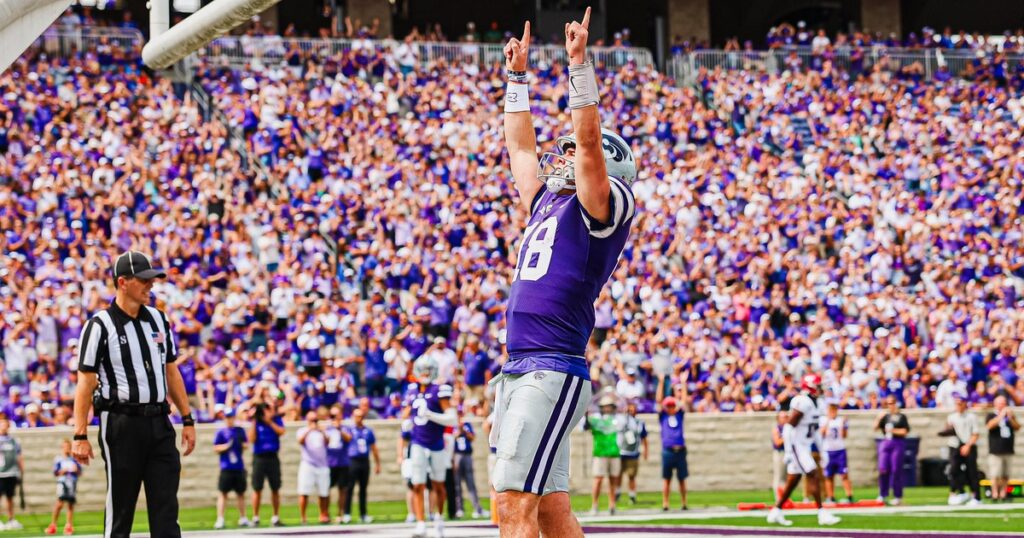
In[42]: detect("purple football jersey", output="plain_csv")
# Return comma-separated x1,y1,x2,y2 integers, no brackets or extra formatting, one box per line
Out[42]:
405,383,449,451
505,176,635,379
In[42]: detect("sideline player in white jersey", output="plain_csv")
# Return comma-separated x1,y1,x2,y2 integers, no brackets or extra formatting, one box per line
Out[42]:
493,6,637,538
768,374,841,527
821,400,854,504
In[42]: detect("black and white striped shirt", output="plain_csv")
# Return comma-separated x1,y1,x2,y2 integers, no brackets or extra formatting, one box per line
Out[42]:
77,302,177,404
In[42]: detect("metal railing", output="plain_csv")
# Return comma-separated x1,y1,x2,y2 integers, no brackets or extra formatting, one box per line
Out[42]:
200,36,655,70
666,46,1024,83
29,27,144,58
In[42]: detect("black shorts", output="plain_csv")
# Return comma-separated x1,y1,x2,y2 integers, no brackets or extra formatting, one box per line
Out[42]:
252,453,282,492
0,477,17,498
330,466,351,490
219,469,247,494
662,447,689,481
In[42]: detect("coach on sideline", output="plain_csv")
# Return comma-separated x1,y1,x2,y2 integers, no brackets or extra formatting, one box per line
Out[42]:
71,251,197,538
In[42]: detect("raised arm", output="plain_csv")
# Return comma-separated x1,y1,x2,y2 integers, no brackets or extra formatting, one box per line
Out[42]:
503,21,543,211
565,7,610,222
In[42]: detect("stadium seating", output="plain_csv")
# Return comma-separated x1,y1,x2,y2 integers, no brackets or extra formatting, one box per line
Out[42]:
2,19,1024,430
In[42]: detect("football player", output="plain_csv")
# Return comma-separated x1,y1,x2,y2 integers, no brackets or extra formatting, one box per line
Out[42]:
493,7,637,538
768,374,841,527
403,357,456,537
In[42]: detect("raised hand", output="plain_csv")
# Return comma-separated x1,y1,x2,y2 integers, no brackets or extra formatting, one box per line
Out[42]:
565,6,591,64
504,21,531,72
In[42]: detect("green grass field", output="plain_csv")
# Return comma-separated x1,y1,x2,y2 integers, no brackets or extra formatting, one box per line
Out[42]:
0,486,1018,536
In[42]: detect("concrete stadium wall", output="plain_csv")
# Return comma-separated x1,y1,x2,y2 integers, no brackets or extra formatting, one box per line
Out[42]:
9,409,1003,513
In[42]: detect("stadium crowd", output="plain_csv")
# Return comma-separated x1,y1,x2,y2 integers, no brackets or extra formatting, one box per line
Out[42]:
2,18,1024,434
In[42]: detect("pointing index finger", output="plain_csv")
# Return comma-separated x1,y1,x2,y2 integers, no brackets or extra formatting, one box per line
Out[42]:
522,21,531,48
581,6,591,30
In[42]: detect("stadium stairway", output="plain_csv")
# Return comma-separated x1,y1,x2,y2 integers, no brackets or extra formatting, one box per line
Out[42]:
791,116,815,157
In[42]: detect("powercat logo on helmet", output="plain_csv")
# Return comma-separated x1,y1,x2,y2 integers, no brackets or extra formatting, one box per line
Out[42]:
602,135,626,162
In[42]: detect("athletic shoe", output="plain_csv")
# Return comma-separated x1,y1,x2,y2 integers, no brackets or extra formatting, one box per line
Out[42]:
662,506,669,512
413,521,427,538
405,514,417,523
629,493,637,505
609,507,616,516
767,507,792,526
341,514,352,524
844,497,855,504
63,524,74,535
251,516,260,527
888,498,902,506
966,497,982,507
681,505,689,511
361,515,373,524
587,507,599,517
238,517,252,527
7,520,23,530
213,518,225,530
455,510,464,519
876,496,885,503
818,509,841,526
46,523,58,535
948,493,963,506
432,513,445,538
271,515,284,527
825,497,836,504
472,510,489,519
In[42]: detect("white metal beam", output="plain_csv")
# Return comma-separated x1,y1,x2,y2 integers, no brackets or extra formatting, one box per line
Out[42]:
151,0,170,40
142,0,283,69
0,0,74,75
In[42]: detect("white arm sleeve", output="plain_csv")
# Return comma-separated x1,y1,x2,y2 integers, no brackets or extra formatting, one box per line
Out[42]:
423,408,458,427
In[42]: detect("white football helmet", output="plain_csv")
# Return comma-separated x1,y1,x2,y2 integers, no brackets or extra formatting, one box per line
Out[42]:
412,356,439,385
538,128,637,194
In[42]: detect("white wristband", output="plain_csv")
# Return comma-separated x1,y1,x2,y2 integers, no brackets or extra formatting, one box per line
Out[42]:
567,61,599,109
504,82,530,113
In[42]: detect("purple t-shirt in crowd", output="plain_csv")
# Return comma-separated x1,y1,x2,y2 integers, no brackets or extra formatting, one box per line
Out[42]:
214,425,246,471
463,349,490,386
659,410,686,449
505,177,635,379
325,423,351,468
347,424,376,459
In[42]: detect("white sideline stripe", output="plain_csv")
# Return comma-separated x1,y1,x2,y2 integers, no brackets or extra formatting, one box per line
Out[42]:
100,411,113,538
892,512,1024,519
576,502,1024,525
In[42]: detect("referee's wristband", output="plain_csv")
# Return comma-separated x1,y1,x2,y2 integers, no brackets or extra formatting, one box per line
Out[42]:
73,434,88,441
181,414,195,427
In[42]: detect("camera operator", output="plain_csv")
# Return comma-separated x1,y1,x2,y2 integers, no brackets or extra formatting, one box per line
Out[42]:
248,396,286,526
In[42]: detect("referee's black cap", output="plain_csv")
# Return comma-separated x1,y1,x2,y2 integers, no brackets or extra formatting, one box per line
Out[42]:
113,251,167,280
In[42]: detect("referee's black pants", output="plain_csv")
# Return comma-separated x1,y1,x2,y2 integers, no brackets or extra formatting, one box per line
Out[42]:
98,411,181,538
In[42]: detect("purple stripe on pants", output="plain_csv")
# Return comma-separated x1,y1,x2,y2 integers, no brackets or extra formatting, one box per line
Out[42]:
878,437,905,498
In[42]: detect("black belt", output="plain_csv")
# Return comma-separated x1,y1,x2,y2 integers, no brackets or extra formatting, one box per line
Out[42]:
665,446,686,453
102,401,170,416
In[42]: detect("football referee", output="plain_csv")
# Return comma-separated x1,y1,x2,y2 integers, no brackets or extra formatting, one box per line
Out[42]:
71,251,197,538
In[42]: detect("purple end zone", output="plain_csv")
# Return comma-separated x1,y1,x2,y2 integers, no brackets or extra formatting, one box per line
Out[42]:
579,525,1019,538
